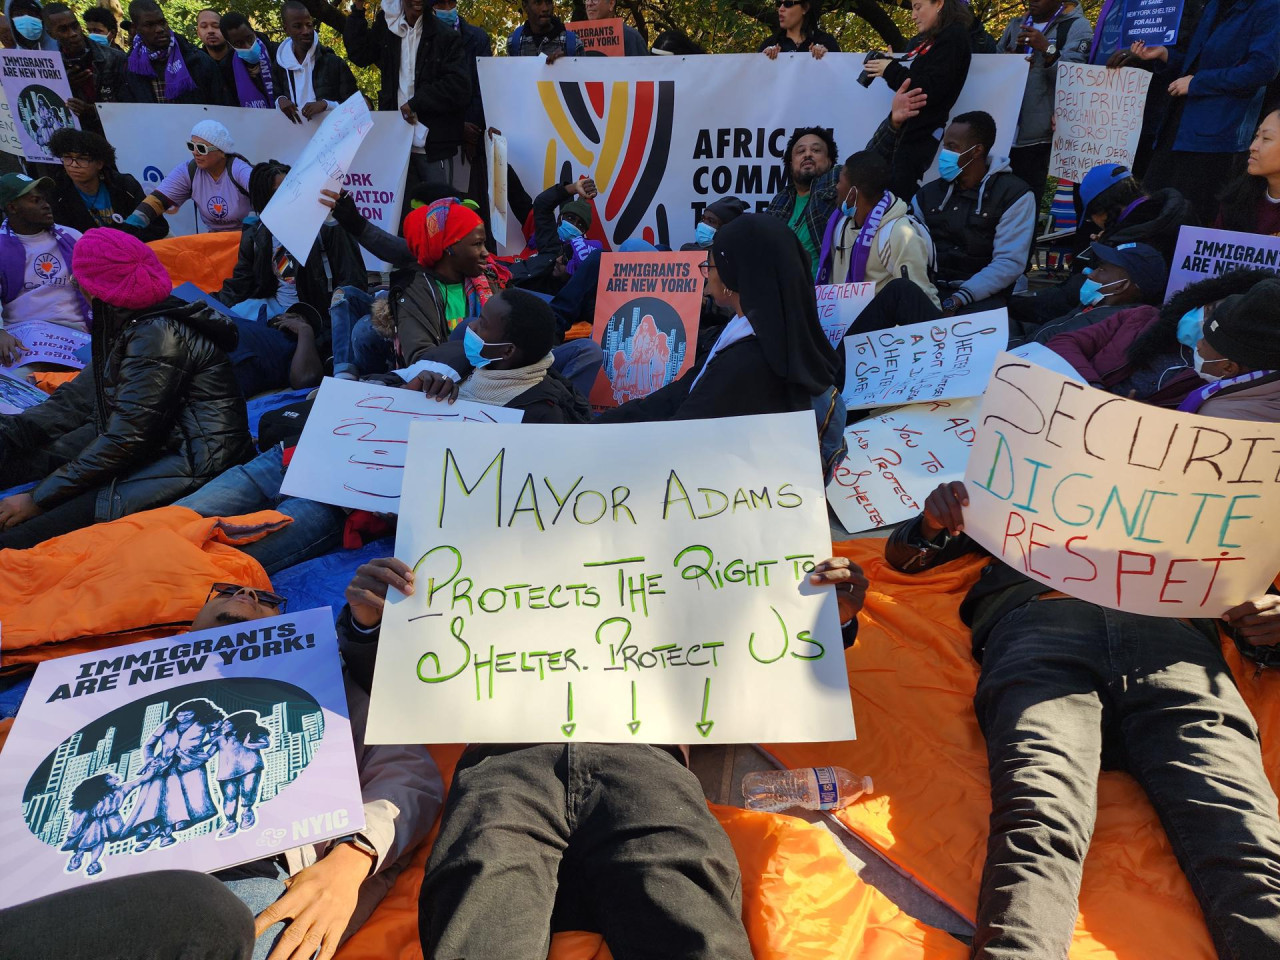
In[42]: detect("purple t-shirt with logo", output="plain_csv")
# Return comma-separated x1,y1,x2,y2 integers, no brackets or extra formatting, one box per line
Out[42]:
156,157,253,233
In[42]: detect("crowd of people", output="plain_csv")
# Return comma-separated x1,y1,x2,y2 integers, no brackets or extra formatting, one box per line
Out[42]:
2,0,1280,958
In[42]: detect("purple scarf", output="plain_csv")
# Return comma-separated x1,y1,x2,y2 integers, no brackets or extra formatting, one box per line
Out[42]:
230,41,274,109
1178,370,1276,413
127,33,197,102
816,192,893,285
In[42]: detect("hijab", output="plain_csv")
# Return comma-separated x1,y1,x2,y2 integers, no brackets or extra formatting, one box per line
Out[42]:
710,213,838,396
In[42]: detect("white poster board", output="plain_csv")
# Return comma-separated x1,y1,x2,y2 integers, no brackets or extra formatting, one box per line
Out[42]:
279,376,524,513
828,397,980,533
815,282,875,348
842,309,1008,410
485,129,507,250
0,319,89,375
962,354,1280,616
0,97,25,156
1049,64,1151,185
0,608,364,909
365,412,857,745
0,49,77,163
1008,341,1087,384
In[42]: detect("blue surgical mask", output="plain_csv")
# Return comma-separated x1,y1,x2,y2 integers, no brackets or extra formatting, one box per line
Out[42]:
557,220,582,243
464,326,512,369
840,186,858,219
235,43,261,64
434,6,460,25
87,32,110,46
13,15,43,40
1177,305,1205,348
1078,277,1126,306
937,145,976,182
694,222,716,248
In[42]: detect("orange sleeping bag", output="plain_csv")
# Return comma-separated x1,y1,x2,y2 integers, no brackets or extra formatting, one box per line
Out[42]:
148,231,242,293
765,538,1280,959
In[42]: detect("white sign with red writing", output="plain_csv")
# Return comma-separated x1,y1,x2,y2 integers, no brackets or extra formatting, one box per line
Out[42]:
814,282,875,348
1049,64,1151,185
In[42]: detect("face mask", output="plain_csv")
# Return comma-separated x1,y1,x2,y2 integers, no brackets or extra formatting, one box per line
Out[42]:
840,186,858,219
464,326,511,369
434,6,460,25
235,43,261,63
1177,305,1205,348
557,220,582,243
87,32,110,46
1193,344,1226,383
13,15,43,40
694,222,716,248
1078,277,1126,307
937,145,977,182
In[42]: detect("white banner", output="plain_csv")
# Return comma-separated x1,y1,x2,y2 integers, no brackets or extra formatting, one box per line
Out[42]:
366,412,856,746
962,354,1280,616
1049,64,1151,185
479,53,1027,254
0,49,77,163
98,103,412,269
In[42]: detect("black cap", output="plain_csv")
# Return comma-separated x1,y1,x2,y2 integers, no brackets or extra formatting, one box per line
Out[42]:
1204,278,1280,370
706,197,749,224
1090,241,1167,300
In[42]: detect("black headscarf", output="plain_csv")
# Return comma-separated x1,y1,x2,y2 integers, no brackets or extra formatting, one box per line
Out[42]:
710,213,838,396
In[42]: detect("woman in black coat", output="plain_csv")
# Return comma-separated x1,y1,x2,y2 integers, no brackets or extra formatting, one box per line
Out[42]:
0,229,252,549
759,0,841,57
47,128,168,242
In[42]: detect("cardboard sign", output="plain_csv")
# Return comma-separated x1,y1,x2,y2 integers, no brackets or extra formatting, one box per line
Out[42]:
962,354,1280,617
1049,64,1151,185
0,49,77,163
1122,0,1185,46
0,608,364,908
279,376,524,513
485,129,508,249
828,397,980,533
0,97,25,157
0,319,89,375
1165,226,1280,299
815,282,875,348
0,370,47,414
365,412,857,746
567,18,625,56
588,251,703,411
842,309,1008,410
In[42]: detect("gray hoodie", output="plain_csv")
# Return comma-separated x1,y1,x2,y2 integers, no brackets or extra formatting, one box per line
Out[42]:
997,4,1093,147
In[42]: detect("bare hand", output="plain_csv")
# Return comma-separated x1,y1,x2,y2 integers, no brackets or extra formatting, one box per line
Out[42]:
65,97,89,117
863,56,890,78
1016,27,1049,52
399,103,416,125
568,178,598,200
1223,595,1280,646
1168,75,1192,97
0,329,26,365
921,481,968,539
808,557,869,624
1105,49,1133,69
257,844,373,960
809,43,827,59
302,100,328,120
890,79,926,128
462,121,482,161
403,371,459,403
345,557,415,627
1129,41,1168,62
272,313,314,339
0,492,42,530
278,97,303,124
546,49,566,65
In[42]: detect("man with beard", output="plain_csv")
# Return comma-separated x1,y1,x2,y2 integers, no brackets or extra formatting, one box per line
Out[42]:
765,126,838,279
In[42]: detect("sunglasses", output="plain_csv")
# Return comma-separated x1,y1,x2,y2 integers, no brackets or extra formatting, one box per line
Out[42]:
777,0,803,7
186,140,214,155
207,582,288,612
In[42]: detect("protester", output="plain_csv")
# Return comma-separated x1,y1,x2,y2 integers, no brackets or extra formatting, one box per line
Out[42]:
584,0,648,55
1028,240,1166,342
686,196,749,251
195,7,227,64
650,28,703,55
760,0,840,58
7,0,56,50
912,111,1035,314
863,0,973,201
121,0,226,105
82,5,118,49
47,127,167,241
506,0,582,58
1127,0,1280,224
217,11,278,110
275,0,358,124
126,120,253,234
0,174,89,347
0,228,252,549
510,176,599,295
765,126,839,278
816,149,938,305
995,0,1093,199
1217,108,1280,234
1183,277,1280,417
44,1,127,135
431,0,491,182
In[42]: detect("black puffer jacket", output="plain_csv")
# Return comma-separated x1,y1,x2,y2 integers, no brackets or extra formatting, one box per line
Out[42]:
0,298,252,521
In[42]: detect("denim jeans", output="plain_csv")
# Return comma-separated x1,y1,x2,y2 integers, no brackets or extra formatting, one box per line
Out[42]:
420,743,752,960
330,286,395,378
971,598,1280,959
173,445,347,575
217,858,290,960
448,319,604,400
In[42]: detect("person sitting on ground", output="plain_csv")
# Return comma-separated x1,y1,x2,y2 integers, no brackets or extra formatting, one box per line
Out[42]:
44,1,128,135
1178,277,1280,419
510,176,599,296
760,0,839,58
48,127,167,241
1217,107,1280,236
1028,241,1165,343
125,120,253,234
217,11,279,110
817,149,938,306
195,7,226,63
274,0,357,123
506,0,581,58
7,0,57,50
82,6,119,49
913,110,1035,315
583,0,647,55
765,126,839,278
687,196,750,251
0,228,252,549
121,0,227,105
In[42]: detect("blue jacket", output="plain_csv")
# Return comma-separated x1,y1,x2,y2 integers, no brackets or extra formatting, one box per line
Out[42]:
1165,0,1280,152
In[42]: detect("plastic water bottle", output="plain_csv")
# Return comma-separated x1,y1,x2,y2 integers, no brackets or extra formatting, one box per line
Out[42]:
742,766,873,813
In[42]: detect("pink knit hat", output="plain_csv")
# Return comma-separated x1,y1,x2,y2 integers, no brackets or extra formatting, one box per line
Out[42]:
72,228,172,309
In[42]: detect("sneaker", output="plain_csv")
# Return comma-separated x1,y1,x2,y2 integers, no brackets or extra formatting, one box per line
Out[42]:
158,835,177,848
85,861,102,876
240,810,256,830
217,822,238,839
66,852,83,872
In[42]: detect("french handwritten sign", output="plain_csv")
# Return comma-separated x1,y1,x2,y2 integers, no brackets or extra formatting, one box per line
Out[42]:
1049,64,1151,185
815,282,875,348
279,376,523,513
1165,226,1280,299
842,309,1008,410
828,397,980,533
962,354,1280,616
365,412,857,745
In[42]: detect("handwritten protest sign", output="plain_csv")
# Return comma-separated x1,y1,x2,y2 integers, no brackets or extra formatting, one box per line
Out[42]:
961,354,1280,617
280,376,523,513
842,309,1008,410
1049,64,1151,185
827,397,980,533
1165,226,1280,299
0,371,47,414
815,282,875,348
0,608,363,908
589,251,702,411
567,18,625,55
485,129,508,249
262,93,373,262
0,319,89,375
0,49,77,163
0,97,24,157
1122,0,1185,46
365,412,857,745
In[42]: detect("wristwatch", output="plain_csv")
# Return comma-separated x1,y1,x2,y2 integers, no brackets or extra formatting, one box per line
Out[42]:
1044,43,1059,64
333,833,378,860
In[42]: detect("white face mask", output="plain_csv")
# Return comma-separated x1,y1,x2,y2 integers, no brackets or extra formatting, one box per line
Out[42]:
1193,344,1226,383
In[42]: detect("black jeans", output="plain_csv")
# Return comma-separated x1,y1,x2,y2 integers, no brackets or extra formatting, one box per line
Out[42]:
888,128,941,203
0,870,255,960
971,598,1280,959
420,743,753,960
0,426,100,549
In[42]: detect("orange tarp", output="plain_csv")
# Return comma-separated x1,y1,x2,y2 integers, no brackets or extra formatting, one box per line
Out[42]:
765,538,1280,959
148,231,242,293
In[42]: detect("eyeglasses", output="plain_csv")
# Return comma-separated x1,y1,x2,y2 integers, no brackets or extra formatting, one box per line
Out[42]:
60,154,93,167
776,0,803,7
186,140,214,155
207,582,288,612
699,259,713,278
